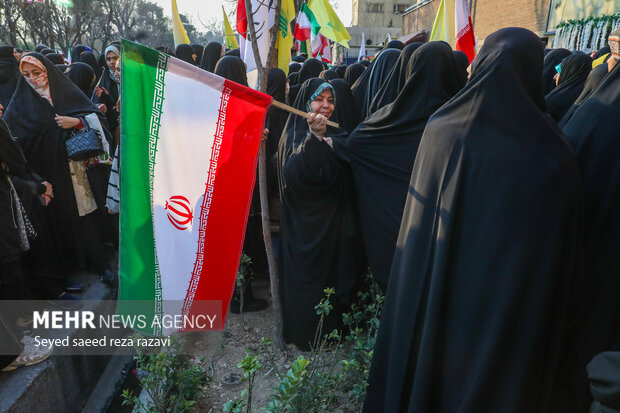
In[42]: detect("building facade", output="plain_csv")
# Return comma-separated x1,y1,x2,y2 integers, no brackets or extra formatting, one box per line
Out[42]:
403,0,619,45
352,0,412,28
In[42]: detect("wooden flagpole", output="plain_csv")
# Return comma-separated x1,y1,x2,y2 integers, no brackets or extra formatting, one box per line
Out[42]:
270,99,340,128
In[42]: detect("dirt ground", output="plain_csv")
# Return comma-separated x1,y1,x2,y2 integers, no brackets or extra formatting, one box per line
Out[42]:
187,280,305,412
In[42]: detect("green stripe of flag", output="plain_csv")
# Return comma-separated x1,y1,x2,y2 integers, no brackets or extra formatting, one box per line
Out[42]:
118,39,168,334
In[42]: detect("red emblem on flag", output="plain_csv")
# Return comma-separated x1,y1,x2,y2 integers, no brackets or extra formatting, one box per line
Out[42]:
165,195,193,230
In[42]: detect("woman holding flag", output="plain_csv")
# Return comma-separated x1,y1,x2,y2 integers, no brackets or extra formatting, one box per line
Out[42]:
277,78,363,351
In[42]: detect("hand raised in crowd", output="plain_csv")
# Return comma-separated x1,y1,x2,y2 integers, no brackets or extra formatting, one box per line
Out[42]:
307,112,327,141
98,103,107,113
95,86,109,98
262,128,269,141
41,194,51,206
0,103,3,117
42,181,53,199
54,114,80,129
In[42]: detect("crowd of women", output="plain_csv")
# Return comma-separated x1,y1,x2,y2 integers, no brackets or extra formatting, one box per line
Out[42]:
1,25,619,411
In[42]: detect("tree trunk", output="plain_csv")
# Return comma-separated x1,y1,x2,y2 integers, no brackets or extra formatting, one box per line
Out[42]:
244,0,285,352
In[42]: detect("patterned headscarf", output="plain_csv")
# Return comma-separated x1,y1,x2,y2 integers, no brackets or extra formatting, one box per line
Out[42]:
609,28,620,61
19,55,52,105
305,82,335,112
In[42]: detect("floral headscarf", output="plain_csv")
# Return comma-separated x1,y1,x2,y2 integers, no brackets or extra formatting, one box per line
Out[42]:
20,55,52,105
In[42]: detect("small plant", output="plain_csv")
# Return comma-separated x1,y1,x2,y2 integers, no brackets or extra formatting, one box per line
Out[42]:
121,335,208,413
263,356,309,412
224,271,384,412
223,352,262,413
235,253,253,322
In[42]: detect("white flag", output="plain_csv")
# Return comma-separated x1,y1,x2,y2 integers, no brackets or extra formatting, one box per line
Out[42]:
358,32,366,61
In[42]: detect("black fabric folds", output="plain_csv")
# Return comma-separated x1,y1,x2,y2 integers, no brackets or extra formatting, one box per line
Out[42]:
288,58,324,105
588,352,620,412
3,52,112,273
46,53,63,65
67,62,96,97
191,43,203,65
287,71,299,89
322,70,339,81
329,78,360,133
543,48,571,94
343,62,365,87
175,44,196,65
214,56,248,87
72,45,88,59
364,28,583,413
334,64,346,78
224,48,240,57
453,50,470,87
384,40,405,50
561,63,620,412
347,41,461,285
265,68,288,197
559,63,609,127
277,78,362,351
288,62,301,73
594,46,611,59
79,51,102,80
200,42,223,72
351,49,400,119
545,52,592,121
0,46,19,108
368,42,423,114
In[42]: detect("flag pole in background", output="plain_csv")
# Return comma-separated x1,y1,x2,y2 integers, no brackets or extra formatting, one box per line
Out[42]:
171,0,190,47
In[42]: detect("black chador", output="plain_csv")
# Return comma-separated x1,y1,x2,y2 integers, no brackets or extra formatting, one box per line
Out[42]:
561,62,620,412
347,41,461,285
364,28,583,413
277,79,362,351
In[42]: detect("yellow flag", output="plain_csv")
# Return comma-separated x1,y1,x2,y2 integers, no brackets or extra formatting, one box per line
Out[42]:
430,0,456,48
171,0,190,47
307,0,351,48
222,6,239,50
277,0,295,74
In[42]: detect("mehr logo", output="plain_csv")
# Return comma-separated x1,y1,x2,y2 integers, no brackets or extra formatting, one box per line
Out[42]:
165,195,194,230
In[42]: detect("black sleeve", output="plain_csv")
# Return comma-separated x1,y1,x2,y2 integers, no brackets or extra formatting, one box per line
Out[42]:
282,133,342,192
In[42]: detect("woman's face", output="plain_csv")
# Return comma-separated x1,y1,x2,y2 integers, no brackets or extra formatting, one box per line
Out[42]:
20,62,45,79
106,51,119,72
309,88,334,119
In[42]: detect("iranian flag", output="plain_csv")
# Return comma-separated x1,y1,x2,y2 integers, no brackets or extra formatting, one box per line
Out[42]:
293,3,317,41
294,3,330,62
312,32,331,63
430,0,476,62
119,40,272,335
